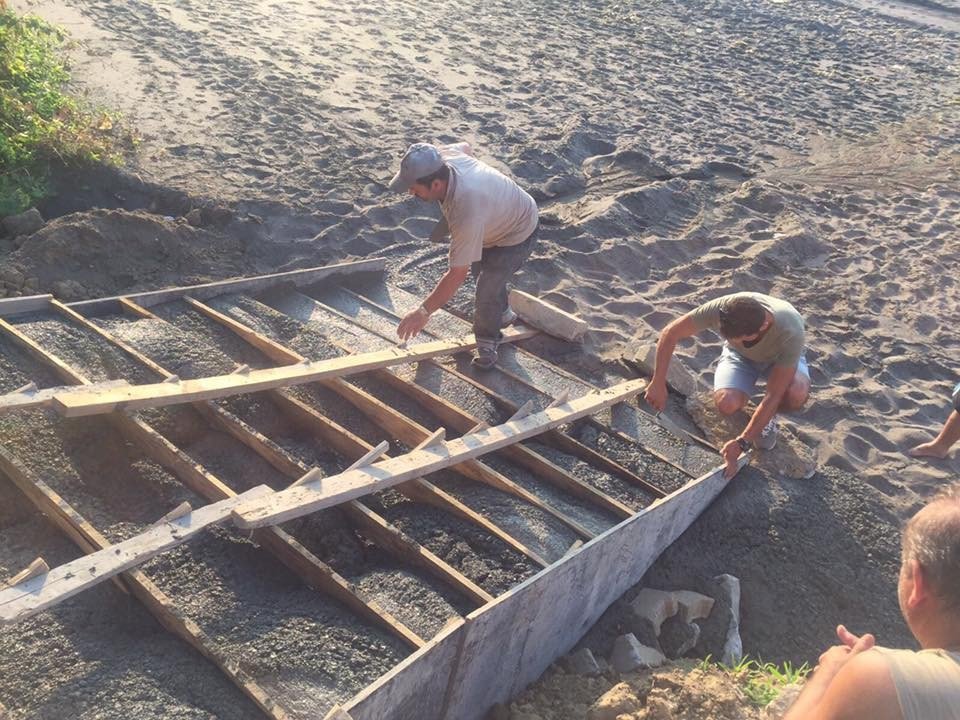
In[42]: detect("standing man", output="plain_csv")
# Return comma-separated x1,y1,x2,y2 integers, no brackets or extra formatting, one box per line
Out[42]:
389,142,539,369
644,292,810,477
782,484,960,720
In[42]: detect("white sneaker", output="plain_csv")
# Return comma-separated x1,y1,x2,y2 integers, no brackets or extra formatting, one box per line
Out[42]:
500,307,518,327
757,418,778,450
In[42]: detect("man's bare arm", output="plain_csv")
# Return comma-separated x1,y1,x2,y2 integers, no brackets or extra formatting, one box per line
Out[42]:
644,314,698,411
740,362,794,443
784,647,899,720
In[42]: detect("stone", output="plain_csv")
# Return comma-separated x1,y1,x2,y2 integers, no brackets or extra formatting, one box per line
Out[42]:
23,277,39,292
0,267,24,288
565,647,602,676
673,590,715,623
587,682,642,720
658,614,701,658
185,208,204,227
630,588,679,635
50,279,85,301
610,633,666,673
713,574,743,666
2,208,43,237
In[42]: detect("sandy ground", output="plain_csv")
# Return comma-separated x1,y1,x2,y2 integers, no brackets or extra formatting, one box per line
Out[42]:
3,0,960,715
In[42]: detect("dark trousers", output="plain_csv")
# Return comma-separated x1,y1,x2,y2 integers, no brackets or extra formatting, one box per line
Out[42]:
471,225,538,343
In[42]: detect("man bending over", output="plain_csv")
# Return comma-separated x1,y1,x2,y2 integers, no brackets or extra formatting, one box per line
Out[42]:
644,292,810,477
388,142,538,369
784,484,960,720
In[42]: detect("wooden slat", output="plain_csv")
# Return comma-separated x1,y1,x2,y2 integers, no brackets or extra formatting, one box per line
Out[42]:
0,316,89,385
232,379,647,528
0,486,273,624
0,446,289,719
67,259,387,315
50,327,537,417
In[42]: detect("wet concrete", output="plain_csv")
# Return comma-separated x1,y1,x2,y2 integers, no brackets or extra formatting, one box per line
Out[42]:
0,481,265,720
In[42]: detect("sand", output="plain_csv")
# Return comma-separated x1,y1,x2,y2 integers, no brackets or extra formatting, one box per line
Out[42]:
3,0,960,712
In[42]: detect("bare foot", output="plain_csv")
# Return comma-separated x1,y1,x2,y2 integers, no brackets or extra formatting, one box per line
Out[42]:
908,441,949,459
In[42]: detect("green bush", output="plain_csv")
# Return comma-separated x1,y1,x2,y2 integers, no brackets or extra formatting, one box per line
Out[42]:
0,8,120,216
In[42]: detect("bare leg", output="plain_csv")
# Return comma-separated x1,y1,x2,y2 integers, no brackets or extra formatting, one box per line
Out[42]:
780,371,811,413
714,388,749,416
909,410,960,459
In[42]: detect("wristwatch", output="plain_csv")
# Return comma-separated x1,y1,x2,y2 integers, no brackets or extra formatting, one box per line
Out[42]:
736,436,753,453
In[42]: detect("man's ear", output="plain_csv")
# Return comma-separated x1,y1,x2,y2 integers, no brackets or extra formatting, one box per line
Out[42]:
906,559,928,610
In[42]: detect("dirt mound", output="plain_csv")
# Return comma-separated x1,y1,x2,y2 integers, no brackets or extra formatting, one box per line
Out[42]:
503,663,761,720
0,206,288,301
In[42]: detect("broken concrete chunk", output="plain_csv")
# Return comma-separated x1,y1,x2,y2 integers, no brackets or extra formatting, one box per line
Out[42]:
630,587,679,635
658,614,701,658
565,647,602,676
673,589,715,623
610,633,666,673
713,573,743,666
1,208,43,238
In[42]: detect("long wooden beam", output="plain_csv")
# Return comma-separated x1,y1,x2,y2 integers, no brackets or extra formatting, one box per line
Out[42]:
6,308,426,650
232,379,647,529
66,259,387,315
0,294,53,317
0,486,272,624
47,325,536,417
0,446,289,719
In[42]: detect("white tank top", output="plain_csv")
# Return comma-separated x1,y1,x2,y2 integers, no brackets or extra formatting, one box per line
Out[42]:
876,647,960,720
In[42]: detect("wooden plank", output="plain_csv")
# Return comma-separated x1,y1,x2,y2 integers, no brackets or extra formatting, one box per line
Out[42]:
0,486,273,624
67,259,388,315
0,294,53,317
0,445,289,719
507,290,587,342
50,328,537,417
232,379,647,528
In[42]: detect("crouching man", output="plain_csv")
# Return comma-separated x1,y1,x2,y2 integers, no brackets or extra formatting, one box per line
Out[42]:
644,292,810,477
784,484,960,720
388,142,538,369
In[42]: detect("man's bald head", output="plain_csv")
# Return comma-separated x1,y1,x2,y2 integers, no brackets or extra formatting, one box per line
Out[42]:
902,484,960,614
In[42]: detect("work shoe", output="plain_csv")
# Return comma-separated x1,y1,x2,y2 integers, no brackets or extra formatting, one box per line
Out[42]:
472,344,499,370
757,418,778,450
500,307,518,327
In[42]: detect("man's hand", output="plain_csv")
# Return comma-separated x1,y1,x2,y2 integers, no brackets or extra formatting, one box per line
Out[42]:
814,626,876,682
720,438,744,479
398,307,430,342
644,379,669,412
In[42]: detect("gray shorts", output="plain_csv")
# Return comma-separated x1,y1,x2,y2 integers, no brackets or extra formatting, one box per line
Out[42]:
714,344,810,394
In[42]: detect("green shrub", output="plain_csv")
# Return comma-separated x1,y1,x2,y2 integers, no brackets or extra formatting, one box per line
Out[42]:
0,8,120,216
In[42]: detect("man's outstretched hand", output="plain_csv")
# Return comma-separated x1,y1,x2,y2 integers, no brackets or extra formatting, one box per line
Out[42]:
397,307,430,342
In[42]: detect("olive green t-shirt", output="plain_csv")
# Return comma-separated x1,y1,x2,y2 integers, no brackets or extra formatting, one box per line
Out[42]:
689,292,805,367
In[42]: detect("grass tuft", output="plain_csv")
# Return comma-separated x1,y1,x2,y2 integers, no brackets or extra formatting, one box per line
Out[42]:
0,7,123,216
697,654,812,707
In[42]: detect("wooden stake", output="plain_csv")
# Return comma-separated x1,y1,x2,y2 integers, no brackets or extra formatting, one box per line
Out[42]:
5,557,49,587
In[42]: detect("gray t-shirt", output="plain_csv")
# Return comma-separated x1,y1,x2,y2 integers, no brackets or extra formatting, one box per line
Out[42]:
875,647,960,720
689,292,805,367
440,144,539,268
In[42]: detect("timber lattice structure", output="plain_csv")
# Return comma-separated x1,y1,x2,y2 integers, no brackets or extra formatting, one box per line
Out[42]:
0,260,734,720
